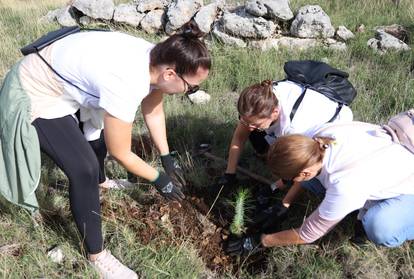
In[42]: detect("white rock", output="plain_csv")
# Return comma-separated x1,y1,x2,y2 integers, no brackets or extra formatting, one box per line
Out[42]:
47,247,64,264
373,30,411,52
249,38,279,51
141,9,165,34
246,0,293,21
321,57,330,63
187,90,211,104
222,12,276,39
374,24,409,43
165,0,203,33
72,0,115,20
290,5,335,38
277,36,320,51
39,8,61,23
113,3,144,27
323,38,347,51
367,37,381,52
57,6,77,27
136,0,171,13
212,25,247,47
336,25,355,41
79,16,91,26
194,2,221,33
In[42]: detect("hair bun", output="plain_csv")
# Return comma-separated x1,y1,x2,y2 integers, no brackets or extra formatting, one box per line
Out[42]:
180,20,204,39
261,80,273,87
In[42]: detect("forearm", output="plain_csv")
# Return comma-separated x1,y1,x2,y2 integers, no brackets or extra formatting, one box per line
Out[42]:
226,125,249,173
261,228,306,247
282,182,304,207
226,143,244,173
142,91,169,155
144,111,169,155
113,151,159,182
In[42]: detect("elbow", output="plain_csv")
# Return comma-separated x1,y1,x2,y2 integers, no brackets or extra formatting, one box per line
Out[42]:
107,149,130,164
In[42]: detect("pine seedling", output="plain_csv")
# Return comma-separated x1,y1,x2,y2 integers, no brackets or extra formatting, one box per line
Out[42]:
230,188,251,236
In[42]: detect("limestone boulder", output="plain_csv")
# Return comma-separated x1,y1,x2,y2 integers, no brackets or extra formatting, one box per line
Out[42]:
72,0,115,20
246,0,293,21
141,9,166,34
165,0,203,33
221,12,276,39
136,0,171,13
290,5,334,38
113,3,144,27
194,2,221,33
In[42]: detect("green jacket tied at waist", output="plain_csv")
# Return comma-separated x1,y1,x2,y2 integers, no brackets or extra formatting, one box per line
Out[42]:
0,61,41,212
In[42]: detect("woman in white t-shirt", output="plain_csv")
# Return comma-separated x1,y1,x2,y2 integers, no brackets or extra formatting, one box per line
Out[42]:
225,122,414,256
0,22,210,278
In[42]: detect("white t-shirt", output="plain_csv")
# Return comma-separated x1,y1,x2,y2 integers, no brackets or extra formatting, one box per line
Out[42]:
265,81,353,141
48,31,154,138
316,122,414,221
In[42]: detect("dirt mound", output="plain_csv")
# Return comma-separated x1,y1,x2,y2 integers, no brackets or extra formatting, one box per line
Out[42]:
100,190,233,273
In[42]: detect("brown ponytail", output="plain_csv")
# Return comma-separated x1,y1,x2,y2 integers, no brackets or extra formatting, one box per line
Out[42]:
267,134,334,179
150,20,211,76
237,80,278,119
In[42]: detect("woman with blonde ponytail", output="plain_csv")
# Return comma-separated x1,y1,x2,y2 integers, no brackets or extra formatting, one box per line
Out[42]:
226,122,414,255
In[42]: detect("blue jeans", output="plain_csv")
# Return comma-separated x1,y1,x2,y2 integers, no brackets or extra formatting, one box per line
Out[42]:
302,179,414,247
362,194,414,247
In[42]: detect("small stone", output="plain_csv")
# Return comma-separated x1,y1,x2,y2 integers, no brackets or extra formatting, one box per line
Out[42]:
39,8,61,23
57,6,77,27
336,25,355,41
356,24,365,33
187,90,211,104
47,246,64,264
79,16,91,26
321,57,330,64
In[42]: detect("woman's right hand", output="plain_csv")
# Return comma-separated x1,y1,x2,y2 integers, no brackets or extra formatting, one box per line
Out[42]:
152,172,185,202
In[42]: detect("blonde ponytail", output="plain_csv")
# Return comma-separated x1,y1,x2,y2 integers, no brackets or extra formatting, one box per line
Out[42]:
267,134,334,179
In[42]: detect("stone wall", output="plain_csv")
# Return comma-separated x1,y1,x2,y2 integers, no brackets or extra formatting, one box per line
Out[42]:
42,0,410,53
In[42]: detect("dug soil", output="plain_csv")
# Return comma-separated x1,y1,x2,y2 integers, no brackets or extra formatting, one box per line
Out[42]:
100,134,269,274
100,188,234,273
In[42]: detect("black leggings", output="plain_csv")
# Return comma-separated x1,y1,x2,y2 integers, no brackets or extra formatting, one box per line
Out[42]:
32,115,106,254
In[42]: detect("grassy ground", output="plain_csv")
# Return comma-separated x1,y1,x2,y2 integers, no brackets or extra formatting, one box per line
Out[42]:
1,0,414,278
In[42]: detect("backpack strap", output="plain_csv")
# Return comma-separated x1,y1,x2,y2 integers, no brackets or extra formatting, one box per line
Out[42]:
288,84,345,123
289,85,309,121
327,103,343,123
35,52,99,99
25,27,109,100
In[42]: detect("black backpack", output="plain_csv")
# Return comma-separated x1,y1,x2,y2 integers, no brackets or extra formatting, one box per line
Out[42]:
280,60,357,123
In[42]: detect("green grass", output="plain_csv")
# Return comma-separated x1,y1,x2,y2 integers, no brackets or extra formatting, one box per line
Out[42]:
1,0,414,278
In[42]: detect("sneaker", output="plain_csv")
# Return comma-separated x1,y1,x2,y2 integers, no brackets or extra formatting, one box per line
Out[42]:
89,249,138,279
99,178,136,190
